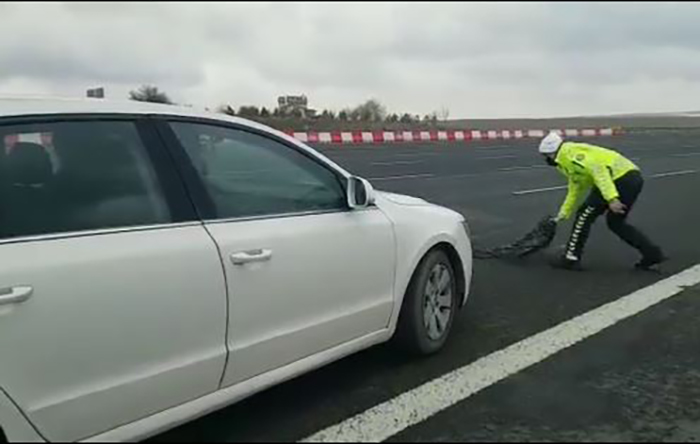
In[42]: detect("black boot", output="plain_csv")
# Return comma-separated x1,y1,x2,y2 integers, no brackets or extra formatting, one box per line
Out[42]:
635,250,668,271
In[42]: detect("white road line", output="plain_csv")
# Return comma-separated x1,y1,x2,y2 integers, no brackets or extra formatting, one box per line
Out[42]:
424,172,480,181
369,168,698,186
302,264,700,444
370,161,424,166
360,153,441,161
513,169,697,195
474,145,517,151
512,185,568,196
368,173,435,182
651,170,698,179
673,153,700,158
499,165,549,172
478,155,519,160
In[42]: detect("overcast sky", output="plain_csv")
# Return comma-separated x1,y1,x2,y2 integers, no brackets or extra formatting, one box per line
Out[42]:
1,2,699,118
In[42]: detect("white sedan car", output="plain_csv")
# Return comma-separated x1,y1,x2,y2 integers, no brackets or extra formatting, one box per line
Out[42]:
0,98,472,443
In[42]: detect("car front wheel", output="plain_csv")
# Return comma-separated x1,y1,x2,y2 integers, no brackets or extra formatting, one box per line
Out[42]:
395,249,458,355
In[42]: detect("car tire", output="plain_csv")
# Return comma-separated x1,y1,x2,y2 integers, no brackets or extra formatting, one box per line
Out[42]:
395,249,458,355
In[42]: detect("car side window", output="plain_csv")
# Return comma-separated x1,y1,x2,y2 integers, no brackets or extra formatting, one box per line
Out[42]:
0,120,171,240
169,122,347,219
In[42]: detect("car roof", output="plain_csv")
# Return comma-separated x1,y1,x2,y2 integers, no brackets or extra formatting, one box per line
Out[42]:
0,96,354,178
0,96,250,125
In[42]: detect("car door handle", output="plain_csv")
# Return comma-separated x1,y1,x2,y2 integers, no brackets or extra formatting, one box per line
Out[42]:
0,286,33,306
230,249,273,266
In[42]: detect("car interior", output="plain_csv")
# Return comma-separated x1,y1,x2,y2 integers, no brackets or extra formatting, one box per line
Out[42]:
0,124,169,241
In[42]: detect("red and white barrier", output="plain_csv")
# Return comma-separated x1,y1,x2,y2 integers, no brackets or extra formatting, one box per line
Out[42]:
3,132,53,153
286,128,621,145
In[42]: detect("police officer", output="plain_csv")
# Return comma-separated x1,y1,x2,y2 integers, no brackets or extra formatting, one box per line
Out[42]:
539,132,666,270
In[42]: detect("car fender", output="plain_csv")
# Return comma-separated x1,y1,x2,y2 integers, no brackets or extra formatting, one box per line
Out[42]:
374,196,473,334
388,232,472,333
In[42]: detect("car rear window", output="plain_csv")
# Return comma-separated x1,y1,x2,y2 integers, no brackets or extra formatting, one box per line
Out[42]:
0,120,171,241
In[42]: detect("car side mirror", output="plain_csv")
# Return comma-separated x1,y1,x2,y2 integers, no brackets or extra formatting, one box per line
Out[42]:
347,176,375,209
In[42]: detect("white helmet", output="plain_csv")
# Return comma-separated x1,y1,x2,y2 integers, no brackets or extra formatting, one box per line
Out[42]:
539,132,564,155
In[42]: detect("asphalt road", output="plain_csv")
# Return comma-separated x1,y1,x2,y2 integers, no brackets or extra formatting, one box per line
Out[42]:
152,132,700,442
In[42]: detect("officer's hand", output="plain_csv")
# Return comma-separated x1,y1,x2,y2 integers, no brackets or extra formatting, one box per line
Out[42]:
609,199,627,215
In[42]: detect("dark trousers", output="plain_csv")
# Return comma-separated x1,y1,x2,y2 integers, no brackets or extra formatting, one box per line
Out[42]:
565,171,661,261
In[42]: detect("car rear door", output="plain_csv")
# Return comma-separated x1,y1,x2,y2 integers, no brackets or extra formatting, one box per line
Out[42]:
0,117,228,442
159,120,397,387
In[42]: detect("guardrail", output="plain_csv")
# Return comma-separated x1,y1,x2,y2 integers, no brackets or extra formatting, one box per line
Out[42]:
285,128,623,144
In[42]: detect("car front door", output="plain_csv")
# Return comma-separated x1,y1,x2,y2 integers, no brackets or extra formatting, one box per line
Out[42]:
162,120,397,386
0,118,228,441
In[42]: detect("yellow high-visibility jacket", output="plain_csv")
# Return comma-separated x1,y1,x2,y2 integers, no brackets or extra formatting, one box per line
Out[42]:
556,142,639,221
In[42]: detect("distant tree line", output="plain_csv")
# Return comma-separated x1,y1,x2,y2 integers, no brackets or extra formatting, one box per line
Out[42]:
129,85,174,104
127,85,449,128
218,100,445,125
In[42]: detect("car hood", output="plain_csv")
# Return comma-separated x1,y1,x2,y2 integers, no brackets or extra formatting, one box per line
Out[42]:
375,191,432,207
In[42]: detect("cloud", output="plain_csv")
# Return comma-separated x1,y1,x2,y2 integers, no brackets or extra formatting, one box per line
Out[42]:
1,2,700,117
